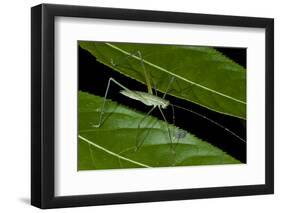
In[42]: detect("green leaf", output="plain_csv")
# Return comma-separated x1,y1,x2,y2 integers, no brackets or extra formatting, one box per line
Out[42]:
79,42,246,119
78,91,240,170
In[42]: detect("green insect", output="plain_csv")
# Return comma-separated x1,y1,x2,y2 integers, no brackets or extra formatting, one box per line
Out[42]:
92,50,245,151
93,51,178,150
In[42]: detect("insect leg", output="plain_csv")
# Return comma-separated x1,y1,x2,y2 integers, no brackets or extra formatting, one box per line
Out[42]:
110,49,155,96
93,77,141,128
162,76,175,99
158,106,174,152
137,51,153,94
153,82,158,96
170,103,180,149
135,106,156,150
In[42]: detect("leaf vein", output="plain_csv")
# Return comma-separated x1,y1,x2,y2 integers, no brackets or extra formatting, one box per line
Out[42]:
78,135,151,168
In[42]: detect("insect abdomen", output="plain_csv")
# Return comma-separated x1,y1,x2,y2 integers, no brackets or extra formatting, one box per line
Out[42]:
120,90,169,108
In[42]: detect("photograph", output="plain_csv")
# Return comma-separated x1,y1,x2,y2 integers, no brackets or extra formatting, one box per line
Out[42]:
29,2,274,209
78,41,247,170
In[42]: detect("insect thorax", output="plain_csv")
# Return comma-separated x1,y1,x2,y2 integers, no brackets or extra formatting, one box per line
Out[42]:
120,90,169,108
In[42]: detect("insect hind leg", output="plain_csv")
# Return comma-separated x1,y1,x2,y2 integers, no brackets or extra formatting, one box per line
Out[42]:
158,106,175,153
135,106,156,151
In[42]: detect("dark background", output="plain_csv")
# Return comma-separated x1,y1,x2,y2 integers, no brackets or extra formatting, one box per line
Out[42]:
78,45,247,163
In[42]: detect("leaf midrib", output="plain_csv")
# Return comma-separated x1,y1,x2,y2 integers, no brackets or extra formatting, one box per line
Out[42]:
105,42,246,105
79,135,151,168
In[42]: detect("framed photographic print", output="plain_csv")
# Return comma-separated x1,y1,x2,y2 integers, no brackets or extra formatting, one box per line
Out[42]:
31,3,274,209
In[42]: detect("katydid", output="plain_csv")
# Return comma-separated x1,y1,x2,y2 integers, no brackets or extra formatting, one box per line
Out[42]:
92,50,245,151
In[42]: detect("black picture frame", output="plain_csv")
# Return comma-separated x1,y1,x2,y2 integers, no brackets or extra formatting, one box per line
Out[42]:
31,3,274,209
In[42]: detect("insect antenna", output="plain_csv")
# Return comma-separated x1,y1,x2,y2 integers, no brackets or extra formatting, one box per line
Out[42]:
170,103,246,143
